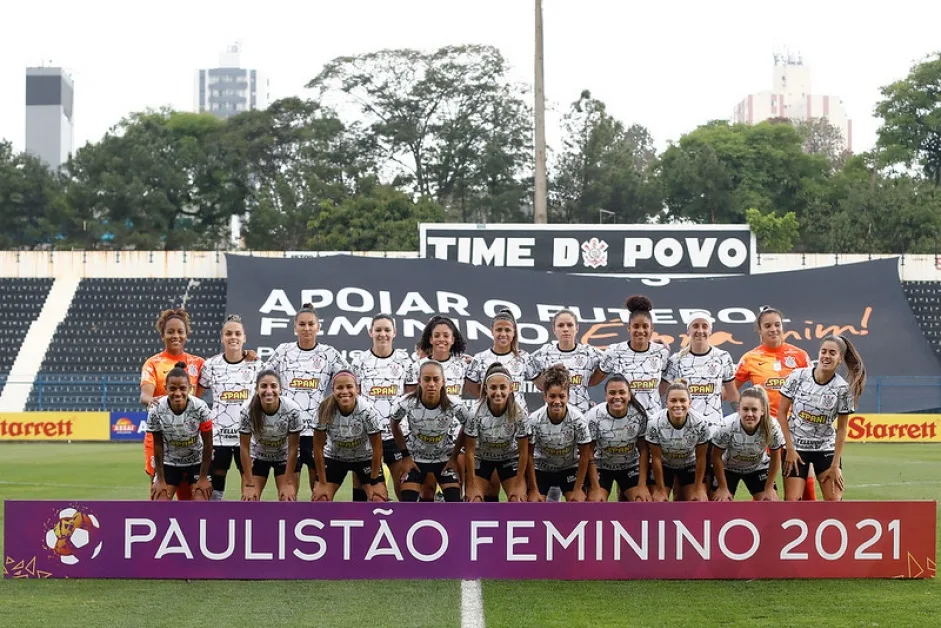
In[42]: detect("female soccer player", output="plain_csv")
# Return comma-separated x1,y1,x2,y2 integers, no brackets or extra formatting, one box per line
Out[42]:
140,308,205,500
146,362,213,501
646,380,711,502
312,371,387,502
711,386,784,501
264,303,349,499
463,363,530,502
734,306,815,500
526,364,593,502
409,316,470,397
198,314,262,500
593,296,671,416
351,314,413,501
777,335,866,502
464,309,533,413
237,370,302,501
530,309,602,413
391,360,470,502
585,375,651,502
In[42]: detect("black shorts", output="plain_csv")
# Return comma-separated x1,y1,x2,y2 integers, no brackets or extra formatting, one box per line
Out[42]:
382,438,404,466
324,457,383,486
212,445,243,474
474,458,519,482
715,469,775,496
252,459,289,478
786,450,839,479
295,435,315,472
535,468,579,495
597,467,641,493
164,464,202,486
661,466,698,488
404,461,459,486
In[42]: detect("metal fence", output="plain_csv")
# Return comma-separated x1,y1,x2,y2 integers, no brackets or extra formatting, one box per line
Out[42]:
2,373,940,414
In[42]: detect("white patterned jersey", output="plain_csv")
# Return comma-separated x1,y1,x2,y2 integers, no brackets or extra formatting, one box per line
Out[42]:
711,414,786,474
599,341,670,415
464,401,531,462
664,347,735,425
645,407,711,470
390,395,470,464
780,367,854,452
407,355,469,398
314,396,382,462
529,404,592,472
238,397,303,462
529,343,602,413
351,349,414,441
264,342,350,436
466,349,533,414
198,354,263,447
585,402,648,471
146,396,212,467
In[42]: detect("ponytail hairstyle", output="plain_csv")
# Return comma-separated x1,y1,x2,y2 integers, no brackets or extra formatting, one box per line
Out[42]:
740,385,773,447
418,316,467,358
543,363,571,393
249,369,281,435
295,302,319,322
477,362,522,422
156,308,191,336
605,374,648,421
491,309,520,356
166,361,191,387
318,370,359,426
402,360,453,411
821,334,867,403
625,295,653,324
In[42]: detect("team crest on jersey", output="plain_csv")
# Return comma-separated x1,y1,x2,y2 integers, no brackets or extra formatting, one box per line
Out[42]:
645,356,661,371
184,415,200,432
784,356,797,368
820,391,838,410
241,369,256,383
706,360,721,377
187,364,198,377
581,237,609,269
507,358,524,375
683,429,698,446
310,356,326,370
389,363,405,378
572,354,587,368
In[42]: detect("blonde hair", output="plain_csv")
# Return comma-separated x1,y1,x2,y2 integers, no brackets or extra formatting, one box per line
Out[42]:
740,385,773,446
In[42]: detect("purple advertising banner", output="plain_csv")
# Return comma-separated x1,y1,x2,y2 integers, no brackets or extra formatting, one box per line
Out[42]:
3,501,936,580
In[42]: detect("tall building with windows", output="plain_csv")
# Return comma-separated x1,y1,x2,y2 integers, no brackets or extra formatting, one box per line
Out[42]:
25,65,74,170
733,53,852,152
194,44,269,119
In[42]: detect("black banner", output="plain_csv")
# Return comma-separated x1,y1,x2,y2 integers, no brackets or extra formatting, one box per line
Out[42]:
419,223,755,276
225,255,941,412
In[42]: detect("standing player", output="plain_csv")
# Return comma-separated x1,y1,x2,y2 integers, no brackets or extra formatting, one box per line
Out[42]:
593,296,671,416
529,309,602,413
409,316,470,397
526,365,594,502
199,314,262,500
464,309,533,413
734,306,815,500
264,303,349,499
147,362,213,501
585,375,651,502
351,314,413,501
777,335,866,502
646,380,711,502
238,370,302,501
463,363,530,502
711,386,783,501
312,371,387,502
391,361,470,502
140,308,205,500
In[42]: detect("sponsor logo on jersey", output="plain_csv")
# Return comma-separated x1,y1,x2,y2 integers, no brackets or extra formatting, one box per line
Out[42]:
219,390,250,402
289,378,320,389
570,374,584,385
417,433,445,444
336,437,365,449
168,435,198,447
764,377,787,389
603,444,635,454
543,445,572,456
687,383,715,396
487,440,511,449
369,385,399,397
663,450,689,460
734,453,761,462
630,379,658,391
446,384,461,395
512,382,521,392
258,437,284,448
798,411,829,425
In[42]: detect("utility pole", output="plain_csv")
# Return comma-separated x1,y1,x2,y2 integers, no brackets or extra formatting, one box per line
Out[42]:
533,0,548,224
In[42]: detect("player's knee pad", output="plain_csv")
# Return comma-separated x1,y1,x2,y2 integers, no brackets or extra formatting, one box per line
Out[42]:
352,488,368,502
400,489,420,502
442,487,462,502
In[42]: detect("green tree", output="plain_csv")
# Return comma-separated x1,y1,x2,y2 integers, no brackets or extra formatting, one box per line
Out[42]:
550,91,661,224
875,53,941,184
794,117,848,170
0,141,74,249
745,207,800,253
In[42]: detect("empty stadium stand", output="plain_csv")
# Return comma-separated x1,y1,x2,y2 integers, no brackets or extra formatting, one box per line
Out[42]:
903,281,941,359
0,278,54,397
26,278,227,411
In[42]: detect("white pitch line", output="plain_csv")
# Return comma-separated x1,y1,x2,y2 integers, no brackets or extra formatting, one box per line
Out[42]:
0,480,142,491
851,480,941,488
461,579,485,628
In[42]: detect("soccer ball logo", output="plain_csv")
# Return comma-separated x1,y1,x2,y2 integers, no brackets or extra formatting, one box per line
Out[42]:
44,508,103,565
